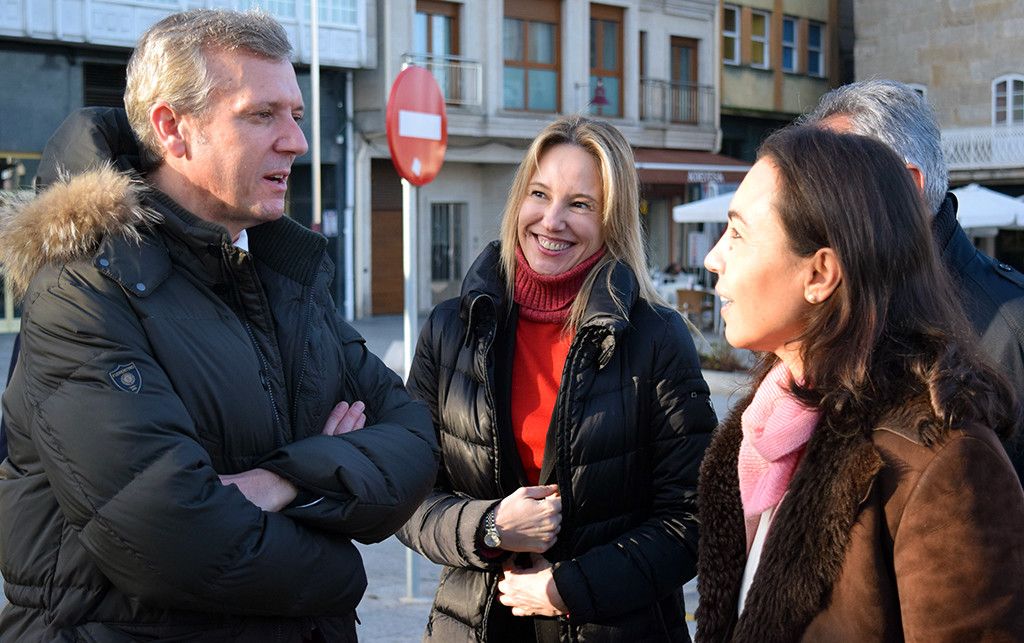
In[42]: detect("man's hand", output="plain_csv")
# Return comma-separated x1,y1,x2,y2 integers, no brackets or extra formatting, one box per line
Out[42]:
321,400,367,436
494,485,561,553
220,468,298,512
497,555,568,617
219,401,366,511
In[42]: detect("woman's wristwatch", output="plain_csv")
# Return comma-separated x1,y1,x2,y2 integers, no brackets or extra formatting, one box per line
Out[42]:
483,506,502,548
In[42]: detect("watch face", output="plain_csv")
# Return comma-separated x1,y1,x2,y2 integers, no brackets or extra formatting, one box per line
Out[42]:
484,531,500,548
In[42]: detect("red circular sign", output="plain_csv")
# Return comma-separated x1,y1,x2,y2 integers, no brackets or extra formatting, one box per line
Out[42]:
386,66,448,186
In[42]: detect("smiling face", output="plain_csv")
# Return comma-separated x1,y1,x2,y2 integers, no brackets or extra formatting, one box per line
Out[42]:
516,143,605,275
157,49,307,237
704,158,814,368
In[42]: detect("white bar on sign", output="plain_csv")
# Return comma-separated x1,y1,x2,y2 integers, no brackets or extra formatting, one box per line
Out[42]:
399,110,442,141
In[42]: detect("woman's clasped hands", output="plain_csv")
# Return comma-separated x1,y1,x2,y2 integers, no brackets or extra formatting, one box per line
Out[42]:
494,484,562,552
497,555,568,617
492,484,567,617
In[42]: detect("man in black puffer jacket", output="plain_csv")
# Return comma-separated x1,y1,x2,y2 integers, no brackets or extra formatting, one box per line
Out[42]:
0,10,437,641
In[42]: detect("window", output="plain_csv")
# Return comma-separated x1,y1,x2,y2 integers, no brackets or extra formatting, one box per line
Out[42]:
504,0,561,112
750,10,770,69
0,154,40,193
589,4,623,117
292,0,357,25
83,62,127,108
250,0,295,18
781,16,797,73
670,37,699,123
806,21,824,77
722,5,739,65
316,0,357,25
415,1,461,104
639,29,647,78
993,75,1024,126
430,202,465,282
414,1,458,57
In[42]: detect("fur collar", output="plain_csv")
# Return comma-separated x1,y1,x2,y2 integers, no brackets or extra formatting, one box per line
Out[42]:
0,165,159,297
696,393,883,642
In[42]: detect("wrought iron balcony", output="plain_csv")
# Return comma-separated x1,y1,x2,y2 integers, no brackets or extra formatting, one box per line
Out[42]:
942,125,1024,170
640,78,715,127
401,53,483,109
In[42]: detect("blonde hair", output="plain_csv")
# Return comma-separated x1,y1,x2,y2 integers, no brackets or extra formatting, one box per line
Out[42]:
499,115,664,330
124,9,292,166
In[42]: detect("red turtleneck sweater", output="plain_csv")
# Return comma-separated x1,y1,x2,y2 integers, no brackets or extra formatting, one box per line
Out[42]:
511,247,605,484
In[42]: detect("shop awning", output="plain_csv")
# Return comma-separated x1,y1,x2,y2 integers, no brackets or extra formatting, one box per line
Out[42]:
634,148,750,186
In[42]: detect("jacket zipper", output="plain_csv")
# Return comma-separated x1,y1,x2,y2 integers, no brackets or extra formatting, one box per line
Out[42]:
224,246,287,448
289,275,318,432
477,310,501,491
242,318,286,448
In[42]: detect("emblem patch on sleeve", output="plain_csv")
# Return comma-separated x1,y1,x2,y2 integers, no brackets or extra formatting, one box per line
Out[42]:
109,362,143,394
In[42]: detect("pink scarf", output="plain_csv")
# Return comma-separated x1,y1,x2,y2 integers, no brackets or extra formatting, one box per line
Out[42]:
738,361,820,546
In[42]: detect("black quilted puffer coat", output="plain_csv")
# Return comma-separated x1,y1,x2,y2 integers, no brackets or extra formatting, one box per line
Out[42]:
398,243,717,642
0,108,438,642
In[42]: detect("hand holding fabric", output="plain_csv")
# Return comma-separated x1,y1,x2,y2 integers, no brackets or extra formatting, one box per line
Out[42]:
495,485,561,553
497,555,568,617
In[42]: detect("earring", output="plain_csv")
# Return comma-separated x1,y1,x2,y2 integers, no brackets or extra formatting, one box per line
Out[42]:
808,293,818,304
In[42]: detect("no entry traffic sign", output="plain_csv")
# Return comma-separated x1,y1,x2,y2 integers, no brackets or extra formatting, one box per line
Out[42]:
386,66,448,186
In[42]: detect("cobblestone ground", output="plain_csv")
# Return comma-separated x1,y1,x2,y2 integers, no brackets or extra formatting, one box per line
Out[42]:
354,536,700,641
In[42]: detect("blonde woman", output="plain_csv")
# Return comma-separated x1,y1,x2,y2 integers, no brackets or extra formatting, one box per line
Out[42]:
398,115,717,642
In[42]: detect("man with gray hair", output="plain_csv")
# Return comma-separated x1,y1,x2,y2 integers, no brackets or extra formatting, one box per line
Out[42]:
803,79,1024,480
0,9,437,640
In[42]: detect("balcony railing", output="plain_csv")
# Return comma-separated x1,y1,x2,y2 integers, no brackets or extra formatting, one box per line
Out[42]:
640,79,715,127
401,53,483,109
943,125,1024,170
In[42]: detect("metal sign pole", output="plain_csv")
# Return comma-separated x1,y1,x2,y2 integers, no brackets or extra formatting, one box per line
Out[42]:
310,0,321,228
401,177,421,600
386,66,446,604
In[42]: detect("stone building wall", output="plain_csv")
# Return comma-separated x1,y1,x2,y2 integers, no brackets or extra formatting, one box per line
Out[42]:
854,0,1024,128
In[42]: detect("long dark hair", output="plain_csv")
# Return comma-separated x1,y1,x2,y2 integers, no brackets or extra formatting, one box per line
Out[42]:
753,125,1017,443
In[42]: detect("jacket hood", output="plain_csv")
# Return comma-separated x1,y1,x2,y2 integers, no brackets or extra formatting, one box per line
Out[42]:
0,166,159,297
36,106,147,190
0,107,159,297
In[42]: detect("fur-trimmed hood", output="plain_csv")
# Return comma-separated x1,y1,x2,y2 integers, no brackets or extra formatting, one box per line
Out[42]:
0,165,160,297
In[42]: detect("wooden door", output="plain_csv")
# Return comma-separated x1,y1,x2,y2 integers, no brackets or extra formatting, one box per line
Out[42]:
371,210,404,314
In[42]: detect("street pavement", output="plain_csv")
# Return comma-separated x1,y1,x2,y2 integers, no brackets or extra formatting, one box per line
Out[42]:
0,317,752,640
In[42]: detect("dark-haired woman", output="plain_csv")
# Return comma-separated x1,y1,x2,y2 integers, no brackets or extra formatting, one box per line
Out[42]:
696,125,1024,642
397,115,718,641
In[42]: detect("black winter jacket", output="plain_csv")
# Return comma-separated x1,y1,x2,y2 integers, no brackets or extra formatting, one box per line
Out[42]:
935,194,1024,478
398,243,717,642
0,109,438,641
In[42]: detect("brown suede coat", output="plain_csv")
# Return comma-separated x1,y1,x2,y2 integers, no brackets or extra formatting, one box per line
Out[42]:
696,391,1024,642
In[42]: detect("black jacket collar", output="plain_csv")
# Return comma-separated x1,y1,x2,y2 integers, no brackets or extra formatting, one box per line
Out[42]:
933,192,978,275
459,241,640,340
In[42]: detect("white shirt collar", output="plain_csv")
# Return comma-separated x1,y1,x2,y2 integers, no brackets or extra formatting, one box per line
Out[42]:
233,229,249,252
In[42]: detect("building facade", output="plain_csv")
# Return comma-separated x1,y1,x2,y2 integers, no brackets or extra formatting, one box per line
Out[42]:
0,0,375,324
718,0,847,162
854,0,1024,267
353,0,747,316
